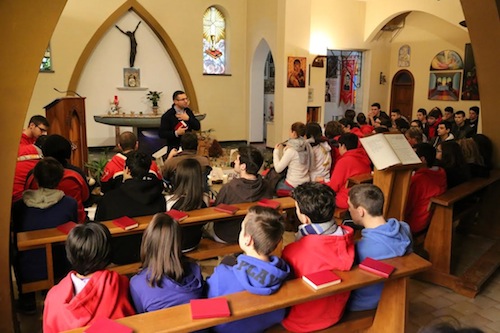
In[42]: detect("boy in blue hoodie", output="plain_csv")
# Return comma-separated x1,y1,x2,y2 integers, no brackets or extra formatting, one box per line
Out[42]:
347,184,413,311
206,205,290,333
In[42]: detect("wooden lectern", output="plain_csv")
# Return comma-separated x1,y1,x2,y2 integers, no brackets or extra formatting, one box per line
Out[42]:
373,163,422,221
44,96,88,170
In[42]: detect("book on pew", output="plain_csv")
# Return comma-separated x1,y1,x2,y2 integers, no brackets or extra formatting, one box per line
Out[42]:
112,216,139,230
257,198,281,209
56,221,78,235
166,209,189,222
84,317,133,333
359,257,395,278
214,203,239,215
359,133,421,170
190,298,231,319
302,270,342,290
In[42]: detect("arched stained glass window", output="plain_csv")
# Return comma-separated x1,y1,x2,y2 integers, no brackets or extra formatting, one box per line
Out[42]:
203,6,226,74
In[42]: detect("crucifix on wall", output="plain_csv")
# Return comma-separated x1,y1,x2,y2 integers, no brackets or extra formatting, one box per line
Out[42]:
115,21,141,68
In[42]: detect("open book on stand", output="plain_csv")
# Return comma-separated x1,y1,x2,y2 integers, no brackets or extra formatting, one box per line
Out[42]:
359,133,421,170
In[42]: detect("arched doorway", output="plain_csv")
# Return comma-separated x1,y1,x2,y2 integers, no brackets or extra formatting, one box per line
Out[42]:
390,70,414,120
249,39,273,143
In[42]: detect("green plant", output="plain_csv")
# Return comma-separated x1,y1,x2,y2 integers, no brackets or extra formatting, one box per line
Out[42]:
85,153,109,186
146,91,162,107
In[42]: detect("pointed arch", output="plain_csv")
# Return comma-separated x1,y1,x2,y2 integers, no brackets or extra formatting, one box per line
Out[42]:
67,0,198,110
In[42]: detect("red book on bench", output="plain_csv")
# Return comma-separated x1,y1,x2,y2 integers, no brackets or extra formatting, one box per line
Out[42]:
359,257,395,278
302,270,341,290
166,209,188,222
190,298,231,319
84,317,133,333
258,198,281,209
56,221,77,235
112,216,139,230
214,203,239,215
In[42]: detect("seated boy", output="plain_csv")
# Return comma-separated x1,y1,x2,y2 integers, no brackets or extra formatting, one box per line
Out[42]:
43,223,135,333
326,133,371,210
405,143,447,234
206,145,273,243
347,184,413,311
12,157,77,313
206,206,290,333
281,182,355,332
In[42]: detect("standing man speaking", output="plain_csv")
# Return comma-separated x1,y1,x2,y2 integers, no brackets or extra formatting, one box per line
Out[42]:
159,90,201,154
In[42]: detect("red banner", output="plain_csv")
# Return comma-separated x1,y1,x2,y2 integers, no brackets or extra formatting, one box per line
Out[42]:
339,59,355,105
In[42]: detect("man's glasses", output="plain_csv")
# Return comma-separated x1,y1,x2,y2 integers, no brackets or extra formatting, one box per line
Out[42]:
36,125,48,133
176,98,189,102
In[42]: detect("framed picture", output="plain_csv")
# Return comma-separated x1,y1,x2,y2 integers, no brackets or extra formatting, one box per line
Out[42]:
430,50,463,71
461,43,479,100
398,45,410,67
124,68,140,87
287,57,306,88
428,71,461,101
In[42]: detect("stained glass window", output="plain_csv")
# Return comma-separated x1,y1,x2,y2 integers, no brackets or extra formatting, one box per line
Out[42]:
203,6,226,74
40,44,52,72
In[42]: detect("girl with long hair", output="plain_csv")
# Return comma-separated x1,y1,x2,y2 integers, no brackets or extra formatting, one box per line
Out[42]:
129,213,204,313
166,158,209,252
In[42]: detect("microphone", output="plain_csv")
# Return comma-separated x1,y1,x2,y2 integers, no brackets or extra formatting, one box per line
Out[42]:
53,87,82,98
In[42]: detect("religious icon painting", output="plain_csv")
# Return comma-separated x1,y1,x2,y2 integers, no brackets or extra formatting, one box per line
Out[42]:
287,57,306,88
123,68,140,88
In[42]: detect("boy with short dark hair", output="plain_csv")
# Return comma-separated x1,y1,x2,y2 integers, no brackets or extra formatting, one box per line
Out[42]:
208,145,273,243
43,223,135,333
207,206,290,333
281,182,355,332
347,184,412,311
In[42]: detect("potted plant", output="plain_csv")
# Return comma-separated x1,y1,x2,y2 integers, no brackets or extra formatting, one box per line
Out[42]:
146,91,162,114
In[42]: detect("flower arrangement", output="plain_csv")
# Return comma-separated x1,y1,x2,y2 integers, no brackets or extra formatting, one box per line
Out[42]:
146,91,162,107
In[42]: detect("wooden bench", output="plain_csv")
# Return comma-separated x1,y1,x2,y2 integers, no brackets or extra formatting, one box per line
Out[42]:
16,197,296,293
64,253,431,333
418,169,500,297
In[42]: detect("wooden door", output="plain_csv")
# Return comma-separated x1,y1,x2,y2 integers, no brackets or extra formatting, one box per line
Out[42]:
390,70,414,120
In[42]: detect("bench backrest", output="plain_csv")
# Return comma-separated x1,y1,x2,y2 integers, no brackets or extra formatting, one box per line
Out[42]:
17,196,296,251
64,253,431,333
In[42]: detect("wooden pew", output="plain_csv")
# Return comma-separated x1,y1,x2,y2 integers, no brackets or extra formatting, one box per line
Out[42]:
16,197,296,293
64,253,431,333
418,169,500,298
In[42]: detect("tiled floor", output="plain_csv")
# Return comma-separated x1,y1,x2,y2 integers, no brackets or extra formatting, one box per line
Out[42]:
16,231,500,332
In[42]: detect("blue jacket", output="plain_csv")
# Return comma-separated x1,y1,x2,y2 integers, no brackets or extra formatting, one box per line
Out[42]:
207,255,290,333
349,218,413,311
130,261,204,313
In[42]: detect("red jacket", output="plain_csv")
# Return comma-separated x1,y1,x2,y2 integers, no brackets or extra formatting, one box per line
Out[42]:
19,133,35,146
427,117,442,140
12,145,41,202
360,124,374,136
281,226,355,332
327,148,372,209
350,127,364,138
43,270,135,333
100,153,161,193
405,167,447,233
26,168,89,222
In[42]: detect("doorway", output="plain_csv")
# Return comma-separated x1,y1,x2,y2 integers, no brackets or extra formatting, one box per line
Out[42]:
390,70,414,120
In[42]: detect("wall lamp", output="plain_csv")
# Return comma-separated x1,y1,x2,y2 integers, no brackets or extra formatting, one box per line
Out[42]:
379,72,387,85
312,55,327,67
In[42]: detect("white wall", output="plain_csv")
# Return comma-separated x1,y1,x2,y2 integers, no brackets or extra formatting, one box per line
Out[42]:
77,11,183,146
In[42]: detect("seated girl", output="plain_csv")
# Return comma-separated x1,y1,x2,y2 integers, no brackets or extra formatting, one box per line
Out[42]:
130,213,204,313
273,122,312,192
165,158,210,252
